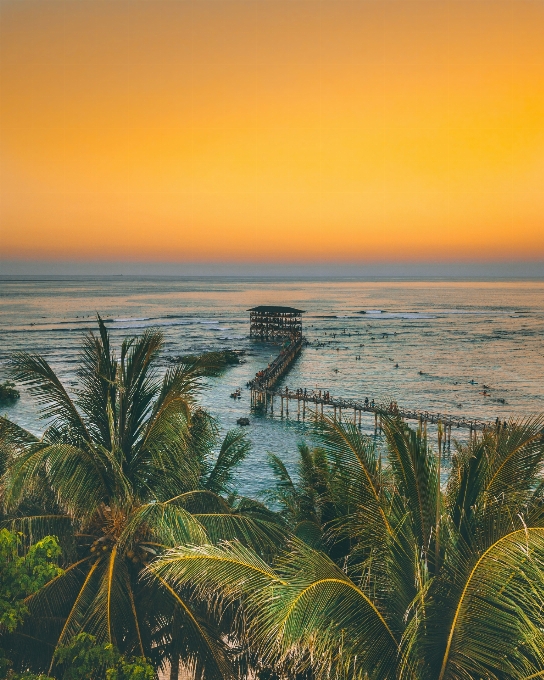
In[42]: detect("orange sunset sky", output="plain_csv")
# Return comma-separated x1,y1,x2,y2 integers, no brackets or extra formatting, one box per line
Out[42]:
1,0,544,263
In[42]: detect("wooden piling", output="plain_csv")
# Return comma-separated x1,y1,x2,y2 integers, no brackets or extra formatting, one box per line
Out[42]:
249,383,489,436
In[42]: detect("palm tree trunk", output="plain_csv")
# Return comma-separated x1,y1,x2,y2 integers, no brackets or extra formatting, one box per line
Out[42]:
170,607,180,680
169,654,180,680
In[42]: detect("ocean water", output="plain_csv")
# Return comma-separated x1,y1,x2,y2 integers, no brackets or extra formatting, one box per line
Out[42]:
1,277,543,497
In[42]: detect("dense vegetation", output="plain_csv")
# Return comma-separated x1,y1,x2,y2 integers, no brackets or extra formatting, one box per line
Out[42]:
1,318,544,679
0,382,19,404
168,350,243,373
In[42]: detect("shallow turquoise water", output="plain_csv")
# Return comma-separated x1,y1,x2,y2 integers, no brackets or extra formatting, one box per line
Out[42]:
1,277,543,496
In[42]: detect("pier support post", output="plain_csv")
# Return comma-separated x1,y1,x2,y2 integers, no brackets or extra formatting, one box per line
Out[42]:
281,397,283,418
303,399,306,420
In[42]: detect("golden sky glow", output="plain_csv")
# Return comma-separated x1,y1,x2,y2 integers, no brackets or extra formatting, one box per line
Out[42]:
1,0,544,262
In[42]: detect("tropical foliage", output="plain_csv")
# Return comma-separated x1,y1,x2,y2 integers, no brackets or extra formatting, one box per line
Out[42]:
52,633,154,680
0,382,19,404
153,415,544,680
0,318,281,678
0,529,62,678
2,316,544,679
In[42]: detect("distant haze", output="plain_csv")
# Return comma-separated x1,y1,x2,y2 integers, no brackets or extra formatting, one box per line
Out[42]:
1,260,544,281
1,1,544,261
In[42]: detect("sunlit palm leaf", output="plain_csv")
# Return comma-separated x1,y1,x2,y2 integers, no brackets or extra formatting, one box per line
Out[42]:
193,513,285,554
435,528,544,680
118,501,208,552
316,416,391,537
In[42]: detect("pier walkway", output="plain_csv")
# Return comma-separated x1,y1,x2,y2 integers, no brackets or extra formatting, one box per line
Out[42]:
250,383,492,444
247,332,493,441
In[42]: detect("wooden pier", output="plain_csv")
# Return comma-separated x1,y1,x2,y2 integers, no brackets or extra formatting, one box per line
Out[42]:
246,305,495,442
248,335,304,392
250,383,492,442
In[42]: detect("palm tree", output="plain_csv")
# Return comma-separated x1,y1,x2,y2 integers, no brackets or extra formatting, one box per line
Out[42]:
152,414,544,680
0,317,282,678
267,444,333,549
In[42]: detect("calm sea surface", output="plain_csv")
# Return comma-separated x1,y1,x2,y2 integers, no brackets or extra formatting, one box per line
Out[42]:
1,277,543,496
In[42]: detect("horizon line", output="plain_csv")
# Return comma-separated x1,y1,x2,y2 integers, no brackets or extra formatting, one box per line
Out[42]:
1,259,544,281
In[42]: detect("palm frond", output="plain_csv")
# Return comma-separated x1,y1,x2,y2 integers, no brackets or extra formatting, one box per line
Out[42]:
204,430,251,495
9,352,90,441
118,328,163,458
261,541,400,679
118,501,208,553
150,569,235,679
84,547,136,647
434,528,544,680
0,416,38,450
54,557,103,652
75,315,119,450
142,362,204,449
192,513,285,554
163,489,232,514
3,443,108,521
315,416,391,537
152,539,400,680
447,417,544,553
382,416,439,562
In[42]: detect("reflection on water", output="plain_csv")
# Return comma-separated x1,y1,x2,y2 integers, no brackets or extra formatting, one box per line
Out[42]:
1,277,543,496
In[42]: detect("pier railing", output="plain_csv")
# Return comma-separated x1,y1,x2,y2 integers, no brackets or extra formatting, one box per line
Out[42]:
248,335,304,391
250,384,492,440
247,332,495,439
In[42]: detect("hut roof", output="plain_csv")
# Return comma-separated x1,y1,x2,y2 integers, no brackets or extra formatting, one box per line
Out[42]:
248,306,304,314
